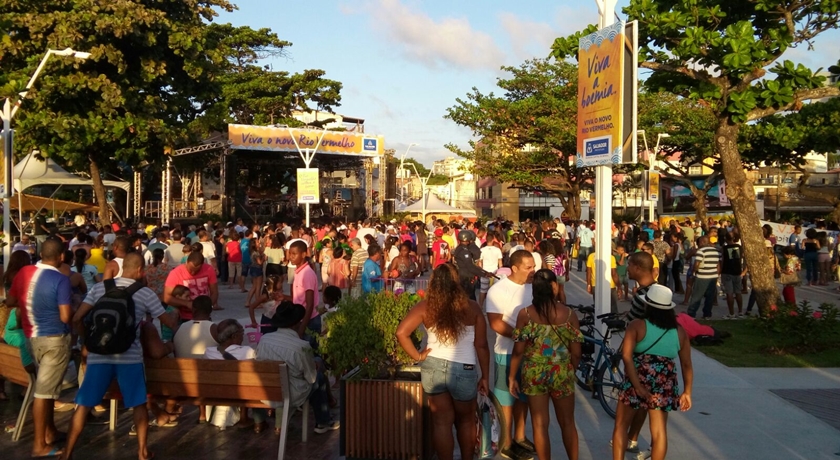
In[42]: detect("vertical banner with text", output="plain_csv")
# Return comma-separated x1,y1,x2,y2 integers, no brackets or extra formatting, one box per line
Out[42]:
296,168,319,204
576,21,638,167
644,171,660,202
0,129,10,198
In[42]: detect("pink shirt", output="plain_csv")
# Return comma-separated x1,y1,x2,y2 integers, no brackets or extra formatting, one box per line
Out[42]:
293,264,320,319
165,263,218,320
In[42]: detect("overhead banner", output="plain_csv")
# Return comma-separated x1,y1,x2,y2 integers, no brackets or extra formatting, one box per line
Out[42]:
576,21,638,167
296,168,319,204
228,124,384,157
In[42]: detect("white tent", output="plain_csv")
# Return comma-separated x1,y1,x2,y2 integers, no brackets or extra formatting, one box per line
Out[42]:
14,151,129,193
402,193,476,216
13,151,130,228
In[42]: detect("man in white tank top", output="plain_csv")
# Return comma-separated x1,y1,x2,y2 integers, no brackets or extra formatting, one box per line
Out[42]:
103,236,130,280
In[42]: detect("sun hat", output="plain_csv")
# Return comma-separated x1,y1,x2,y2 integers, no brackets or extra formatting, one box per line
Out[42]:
642,284,675,310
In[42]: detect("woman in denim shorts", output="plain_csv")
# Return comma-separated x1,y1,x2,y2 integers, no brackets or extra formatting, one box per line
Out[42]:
397,264,490,460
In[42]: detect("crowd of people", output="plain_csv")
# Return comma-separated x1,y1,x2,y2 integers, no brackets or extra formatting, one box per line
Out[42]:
1,211,836,460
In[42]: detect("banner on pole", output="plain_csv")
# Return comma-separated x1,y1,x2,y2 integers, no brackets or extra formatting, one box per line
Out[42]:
576,21,638,167
296,168,319,204
0,129,11,199
644,171,660,202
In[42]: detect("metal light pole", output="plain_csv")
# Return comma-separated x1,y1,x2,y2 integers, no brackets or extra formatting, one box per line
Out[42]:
288,127,327,228
408,163,432,222
397,143,418,204
593,0,618,320
2,48,90,269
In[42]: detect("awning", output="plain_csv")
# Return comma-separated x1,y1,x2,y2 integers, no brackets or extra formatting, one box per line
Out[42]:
10,193,99,212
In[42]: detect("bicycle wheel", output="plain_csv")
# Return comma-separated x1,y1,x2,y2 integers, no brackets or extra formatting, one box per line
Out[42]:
575,357,595,391
595,359,626,419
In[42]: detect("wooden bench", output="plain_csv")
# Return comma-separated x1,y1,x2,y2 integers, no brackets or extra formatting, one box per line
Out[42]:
0,343,37,442
107,357,307,460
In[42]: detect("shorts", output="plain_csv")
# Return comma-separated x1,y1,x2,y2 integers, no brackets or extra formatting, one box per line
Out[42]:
75,362,147,408
420,356,478,401
493,353,528,406
618,273,629,286
249,265,264,278
265,263,286,277
30,334,71,399
480,276,493,294
721,274,741,295
556,273,567,284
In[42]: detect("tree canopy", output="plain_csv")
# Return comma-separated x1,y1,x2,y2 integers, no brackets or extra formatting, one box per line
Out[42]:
551,0,840,312
445,59,590,219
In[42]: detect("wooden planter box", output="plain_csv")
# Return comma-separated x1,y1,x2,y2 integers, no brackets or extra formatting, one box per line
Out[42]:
340,367,432,460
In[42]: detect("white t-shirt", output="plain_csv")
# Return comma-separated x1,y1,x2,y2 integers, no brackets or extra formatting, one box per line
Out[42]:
508,244,525,257
204,344,256,361
103,233,116,249
174,320,217,359
356,227,376,250
532,251,543,271
479,246,503,273
485,277,533,355
201,241,216,261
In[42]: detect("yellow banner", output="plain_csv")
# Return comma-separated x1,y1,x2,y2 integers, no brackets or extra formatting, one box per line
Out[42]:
576,22,625,167
648,171,660,201
0,129,8,198
297,168,319,204
228,124,383,156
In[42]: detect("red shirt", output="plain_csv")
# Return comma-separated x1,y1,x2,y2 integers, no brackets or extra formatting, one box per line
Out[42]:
165,263,218,320
432,240,450,268
225,240,242,263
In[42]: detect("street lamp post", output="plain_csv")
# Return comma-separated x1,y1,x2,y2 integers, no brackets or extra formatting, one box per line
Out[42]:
408,163,432,222
397,143,418,204
2,48,90,269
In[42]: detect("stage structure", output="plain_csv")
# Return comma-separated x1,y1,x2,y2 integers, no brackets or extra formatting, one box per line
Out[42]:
227,124,385,225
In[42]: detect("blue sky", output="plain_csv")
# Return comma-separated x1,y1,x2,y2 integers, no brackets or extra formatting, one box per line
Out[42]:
220,1,839,169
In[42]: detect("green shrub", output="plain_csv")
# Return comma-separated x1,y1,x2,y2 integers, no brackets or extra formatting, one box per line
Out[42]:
320,290,424,379
755,301,840,347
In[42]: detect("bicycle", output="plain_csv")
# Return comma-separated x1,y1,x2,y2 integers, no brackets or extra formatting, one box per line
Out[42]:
571,304,627,418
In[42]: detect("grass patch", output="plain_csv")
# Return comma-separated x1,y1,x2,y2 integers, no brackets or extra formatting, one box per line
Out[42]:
696,319,840,368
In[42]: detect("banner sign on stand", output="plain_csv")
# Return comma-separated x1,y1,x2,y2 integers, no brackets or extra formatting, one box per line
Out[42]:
645,171,660,202
296,168,319,204
576,21,638,167
229,125,383,157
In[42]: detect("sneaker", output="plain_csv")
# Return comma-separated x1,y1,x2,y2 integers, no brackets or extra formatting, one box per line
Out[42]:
500,445,534,460
609,439,640,453
515,438,536,453
129,424,138,436
722,315,733,320
314,420,340,434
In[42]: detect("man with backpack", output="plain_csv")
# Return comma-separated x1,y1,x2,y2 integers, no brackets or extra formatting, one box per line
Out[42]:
63,252,178,460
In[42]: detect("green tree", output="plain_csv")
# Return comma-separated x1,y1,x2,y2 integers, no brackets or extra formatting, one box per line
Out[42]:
743,96,840,222
201,23,343,129
638,91,719,223
1,0,234,223
552,1,840,312
445,59,590,219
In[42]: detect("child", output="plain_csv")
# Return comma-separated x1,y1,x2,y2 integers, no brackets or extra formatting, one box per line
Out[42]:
246,250,266,308
780,246,801,305
163,286,190,338
319,285,343,335
320,246,333,292
615,245,629,301
248,276,285,335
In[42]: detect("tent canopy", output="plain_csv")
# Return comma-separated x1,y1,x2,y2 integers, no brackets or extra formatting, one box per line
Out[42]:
14,151,130,193
402,193,476,216
11,193,99,212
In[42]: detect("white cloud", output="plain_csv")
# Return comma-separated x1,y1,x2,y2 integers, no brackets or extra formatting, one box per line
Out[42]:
498,12,560,61
355,0,506,71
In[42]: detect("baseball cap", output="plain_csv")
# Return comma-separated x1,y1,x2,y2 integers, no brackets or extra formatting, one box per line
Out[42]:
434,228,443,237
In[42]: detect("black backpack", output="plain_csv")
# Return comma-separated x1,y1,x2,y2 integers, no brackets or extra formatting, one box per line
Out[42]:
85,279,142,355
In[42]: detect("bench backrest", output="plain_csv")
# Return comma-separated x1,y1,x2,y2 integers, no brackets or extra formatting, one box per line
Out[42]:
144,357,285,402
0,343,31,387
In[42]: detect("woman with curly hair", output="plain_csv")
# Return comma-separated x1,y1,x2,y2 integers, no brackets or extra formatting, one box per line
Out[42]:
396,263,490,460
508,268,582,460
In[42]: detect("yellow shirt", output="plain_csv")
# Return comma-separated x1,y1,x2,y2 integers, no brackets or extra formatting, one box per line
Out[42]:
652,256,659,271
587,252,617,288
442,234,456,249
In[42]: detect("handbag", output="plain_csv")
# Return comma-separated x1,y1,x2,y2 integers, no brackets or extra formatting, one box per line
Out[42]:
571,245,579,259
475,392,499,459
779,270,800,286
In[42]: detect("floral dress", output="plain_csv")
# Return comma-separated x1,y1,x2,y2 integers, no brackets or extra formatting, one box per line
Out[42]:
619,322,681,411
512,308,583,398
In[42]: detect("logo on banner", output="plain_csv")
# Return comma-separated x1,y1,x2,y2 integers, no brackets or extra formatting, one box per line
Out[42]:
363,138,378,151
584,137,611,157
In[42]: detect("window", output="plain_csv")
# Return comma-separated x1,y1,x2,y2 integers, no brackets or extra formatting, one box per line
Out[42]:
688,165,703,176
488,187,493,199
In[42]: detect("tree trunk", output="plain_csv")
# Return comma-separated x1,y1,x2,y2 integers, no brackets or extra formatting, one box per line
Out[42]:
89,156,111,225
567,188,581,220
687,183,708,225
715,120,778,313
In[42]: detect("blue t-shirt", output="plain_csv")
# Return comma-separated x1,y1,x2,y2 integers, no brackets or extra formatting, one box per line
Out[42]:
362,259,383,294
9,264,73,337
241,238,251,265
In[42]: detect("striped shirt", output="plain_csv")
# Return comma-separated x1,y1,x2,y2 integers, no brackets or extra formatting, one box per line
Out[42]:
628,284,653,321
694,246,720,279
350,248,368,286
9,263,72,338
